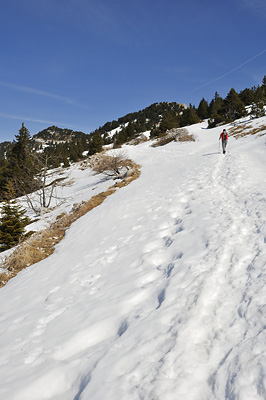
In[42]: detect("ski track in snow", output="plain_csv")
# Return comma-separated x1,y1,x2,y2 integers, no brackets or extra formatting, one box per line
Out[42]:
0,122,266,400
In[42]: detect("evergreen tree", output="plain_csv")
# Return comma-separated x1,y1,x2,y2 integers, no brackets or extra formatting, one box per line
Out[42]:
115,128,127,145
0,189,30,252
181,104,200,126
159,110,179,133
9,123,33,167
89,133,103,155
63,157,70,168
254,85,265,103
6,124,37,197
261,75,266,101
197,98,209,119
250,87,266,118
125,122,135,139
208,92,224,117
69,144,79,162
239,88,255,106
250,100,265,118
222,88,246,121
209,114,224,128
0,159,8,201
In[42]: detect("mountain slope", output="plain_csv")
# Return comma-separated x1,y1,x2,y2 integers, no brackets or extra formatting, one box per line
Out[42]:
0,119,266,400
33,126,89,143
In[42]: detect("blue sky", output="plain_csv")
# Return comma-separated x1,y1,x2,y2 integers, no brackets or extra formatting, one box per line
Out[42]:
0,0,265,142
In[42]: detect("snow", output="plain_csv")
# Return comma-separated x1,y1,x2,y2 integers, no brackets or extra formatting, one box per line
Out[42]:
141,130,151,139
20,162,114,232
1,118,266,400
106,123,128,138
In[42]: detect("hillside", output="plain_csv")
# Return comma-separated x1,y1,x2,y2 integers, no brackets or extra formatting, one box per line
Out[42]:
33,126,89,144
0,116,266,399
0,101,189,166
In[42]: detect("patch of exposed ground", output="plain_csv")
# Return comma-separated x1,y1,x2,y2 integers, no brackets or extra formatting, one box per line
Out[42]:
229,123,266,138
151,128,195,147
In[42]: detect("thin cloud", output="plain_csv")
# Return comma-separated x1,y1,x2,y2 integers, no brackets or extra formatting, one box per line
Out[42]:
242,0,266,15
0,112,79,130
189,48,266,93
0,81,90,109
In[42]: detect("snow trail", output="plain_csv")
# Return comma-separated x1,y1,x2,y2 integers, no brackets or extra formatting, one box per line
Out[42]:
76,138,266,399
0,121,266,400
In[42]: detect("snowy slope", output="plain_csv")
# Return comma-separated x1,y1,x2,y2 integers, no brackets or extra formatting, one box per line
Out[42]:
0,119,266,400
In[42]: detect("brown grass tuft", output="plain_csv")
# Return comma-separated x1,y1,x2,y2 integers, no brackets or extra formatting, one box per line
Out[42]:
229,124,266,138
152,136,176,147
178,134,195,142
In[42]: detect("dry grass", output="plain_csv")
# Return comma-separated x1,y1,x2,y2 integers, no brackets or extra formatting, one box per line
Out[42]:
178,134,195,142
151,135,176,147
229,124,266,138
0,160,141,288
0,272,10,286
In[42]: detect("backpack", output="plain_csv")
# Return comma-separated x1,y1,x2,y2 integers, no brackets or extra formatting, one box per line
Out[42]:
223,131,227,140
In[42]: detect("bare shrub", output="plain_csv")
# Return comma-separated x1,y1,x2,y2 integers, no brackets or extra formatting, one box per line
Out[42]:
24,154,66,215
92,151,130,178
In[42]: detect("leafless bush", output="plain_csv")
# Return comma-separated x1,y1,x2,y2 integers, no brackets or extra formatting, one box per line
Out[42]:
25,154,62,215
92,151,129,178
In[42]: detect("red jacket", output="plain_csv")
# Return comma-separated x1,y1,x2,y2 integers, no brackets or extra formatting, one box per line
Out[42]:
220,131,228,140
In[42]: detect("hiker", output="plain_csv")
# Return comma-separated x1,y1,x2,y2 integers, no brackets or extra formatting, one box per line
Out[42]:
219,129,228,154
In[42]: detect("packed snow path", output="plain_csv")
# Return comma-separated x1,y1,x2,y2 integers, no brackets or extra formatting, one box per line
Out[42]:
0,122,266,400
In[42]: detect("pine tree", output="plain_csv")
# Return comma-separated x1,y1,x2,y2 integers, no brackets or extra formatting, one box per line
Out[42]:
250,100,265,118
63,157,70,168
181,105,200,126
9,123,33,168
222,88,246,121
239,88,255,106
197,98,209,119
254,85,265,104
125,122,135,139
116,129,127,145
89,133,103,155
250,87,266,119
6,123,37,197
0,194,30,252
68,143,79,162
159,110,179,133
208,92,224,116
261,75,266,100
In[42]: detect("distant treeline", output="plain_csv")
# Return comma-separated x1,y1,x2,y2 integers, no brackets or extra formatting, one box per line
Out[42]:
90,75,266,144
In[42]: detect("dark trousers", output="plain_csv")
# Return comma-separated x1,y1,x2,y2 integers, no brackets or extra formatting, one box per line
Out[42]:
222,140,227,153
